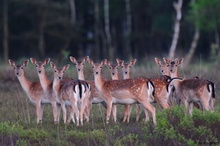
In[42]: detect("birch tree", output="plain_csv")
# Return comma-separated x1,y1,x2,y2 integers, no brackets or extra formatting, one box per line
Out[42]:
168,0,183,59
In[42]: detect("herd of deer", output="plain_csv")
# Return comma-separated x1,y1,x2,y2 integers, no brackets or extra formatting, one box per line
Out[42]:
8,56,215,126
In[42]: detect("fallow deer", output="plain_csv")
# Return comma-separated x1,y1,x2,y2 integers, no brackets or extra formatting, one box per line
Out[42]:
155,57,170,76
88,58,157,126
50,62,91,126
163,57,204,109
116,58,139,123
8,59,44,124
168,78,215,115
117,58,172,123
30,58,74,124
69,56,110,122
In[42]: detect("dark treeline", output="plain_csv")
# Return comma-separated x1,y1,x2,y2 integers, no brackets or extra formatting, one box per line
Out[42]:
0,0,220,63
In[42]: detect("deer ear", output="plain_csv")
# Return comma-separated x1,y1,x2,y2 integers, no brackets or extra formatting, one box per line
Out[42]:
130,59,137,66
30,58,36,65
155,58,162,65
101,59,107,66
177,58,184,65
23,60,29,67
50,62,56,70
88,58,94,65
8,59,15,66
82,56,88,63
63,64,70,71
70,56,77,64
116,58,124,66
105,60,110,66
163,57,170,64
44,58,50,65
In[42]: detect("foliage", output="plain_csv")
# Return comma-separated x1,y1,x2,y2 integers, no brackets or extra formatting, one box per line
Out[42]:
188,0,220,31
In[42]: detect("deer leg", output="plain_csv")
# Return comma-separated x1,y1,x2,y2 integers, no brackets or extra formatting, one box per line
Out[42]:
36,100,42,124
140,101,156,126
111,104,117,123
189,102,194,116
51,101,59,124
122,105,129,123
106,101,113,124
135,104,142,122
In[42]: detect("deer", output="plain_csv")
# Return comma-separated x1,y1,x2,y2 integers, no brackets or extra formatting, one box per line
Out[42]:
168,78,215,115
30,58,73,124
155,57,170,76
8,59,45,124
117,58,172,123
50,62,91,126
105,59,123,122
69,56,113,122
87,58,157,126
162,57,204,110
115,58,139,123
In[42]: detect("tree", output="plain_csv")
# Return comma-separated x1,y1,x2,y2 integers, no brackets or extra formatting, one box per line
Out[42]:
188,0,220,58
3,0,9,63
168,0,183,59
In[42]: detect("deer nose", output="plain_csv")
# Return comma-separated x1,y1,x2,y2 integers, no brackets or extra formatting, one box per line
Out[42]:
125,72,128,74
58,77,62,80
96,72,99,75
112,73,115,75
16,73,19,76
38,70,42,74
78,69,81,71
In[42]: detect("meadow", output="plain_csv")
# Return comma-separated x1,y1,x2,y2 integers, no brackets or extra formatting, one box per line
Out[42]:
0,57,220,146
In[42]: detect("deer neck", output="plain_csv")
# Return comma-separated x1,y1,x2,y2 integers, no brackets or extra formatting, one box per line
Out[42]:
123,74,130,79
94,73,105,93
53,78,62,97
111,74,119,80
17,74,32,94
78,69,85,80
38,72,51,91
170,71,179,78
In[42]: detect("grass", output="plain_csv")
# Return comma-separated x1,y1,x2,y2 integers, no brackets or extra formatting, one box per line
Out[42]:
0,58,220,145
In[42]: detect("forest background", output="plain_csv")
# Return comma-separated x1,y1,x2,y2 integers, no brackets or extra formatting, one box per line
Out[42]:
1,0,220,65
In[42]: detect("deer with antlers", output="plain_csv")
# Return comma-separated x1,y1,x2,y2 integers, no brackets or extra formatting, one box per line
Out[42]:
8,59,45,124
88,58,157,125
50,62,91,126
169,78,215,115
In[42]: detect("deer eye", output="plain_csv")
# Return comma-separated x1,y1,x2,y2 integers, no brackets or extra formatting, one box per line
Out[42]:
100,66,102,69
14,67,16,69
116,67,118,69
21,67,23,69
109,67,112,69
35,65,37,67
92,66,94,69
54,70,57,72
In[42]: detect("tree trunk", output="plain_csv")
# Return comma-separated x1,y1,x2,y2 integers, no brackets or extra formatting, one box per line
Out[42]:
3,0,9,63
38,5,46,58
168,0,183,59
104,0,113,60
94,0,101,59
215,30,220,57
123,0,132,59
68,0,76,25
183,28,200,68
